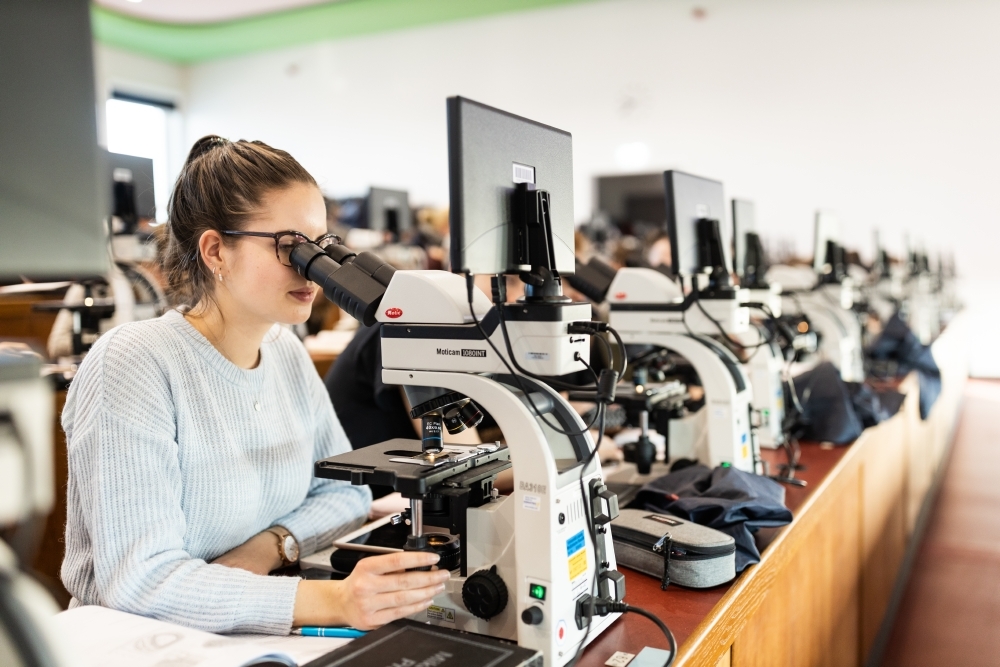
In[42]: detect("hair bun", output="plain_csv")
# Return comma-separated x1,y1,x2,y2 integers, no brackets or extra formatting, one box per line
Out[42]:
185,135,230,165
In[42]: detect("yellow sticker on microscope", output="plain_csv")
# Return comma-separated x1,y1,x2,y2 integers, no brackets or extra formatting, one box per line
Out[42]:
568,549,588,580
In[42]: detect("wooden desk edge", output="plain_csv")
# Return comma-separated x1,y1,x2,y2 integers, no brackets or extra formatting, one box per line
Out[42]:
670,409,888,666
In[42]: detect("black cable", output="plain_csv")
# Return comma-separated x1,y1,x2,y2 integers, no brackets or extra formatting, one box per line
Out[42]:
607,325,628,378
577,600,677,667
464,275,602,437
595,333,615,375
749,302,776,320
496,305,626,391
693,293,774,352
624,605,677,666
743,302,798,365
462,274,620,666
485,274,626,386
784,364,806,416
740,322,770,363
567,404,606,667
680,298,696,338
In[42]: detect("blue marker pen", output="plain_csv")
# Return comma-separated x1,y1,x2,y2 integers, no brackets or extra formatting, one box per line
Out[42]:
292,627,367,639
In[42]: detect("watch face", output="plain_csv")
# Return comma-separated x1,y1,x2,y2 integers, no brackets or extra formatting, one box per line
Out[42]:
282,535,299,562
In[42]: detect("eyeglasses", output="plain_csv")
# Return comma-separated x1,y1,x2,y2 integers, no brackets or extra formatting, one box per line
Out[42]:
221,230,341,267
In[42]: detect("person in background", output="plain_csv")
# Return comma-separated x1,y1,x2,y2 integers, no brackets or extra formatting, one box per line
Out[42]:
61,136,448,635
324,321,418,499
646,232,673,274
323,275,521,495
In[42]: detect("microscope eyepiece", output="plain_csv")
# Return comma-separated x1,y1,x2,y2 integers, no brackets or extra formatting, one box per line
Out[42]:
288,242,396,326
325,244,357,266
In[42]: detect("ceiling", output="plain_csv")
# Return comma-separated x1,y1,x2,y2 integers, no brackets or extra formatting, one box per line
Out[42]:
91,0,596,63
93,0,340,25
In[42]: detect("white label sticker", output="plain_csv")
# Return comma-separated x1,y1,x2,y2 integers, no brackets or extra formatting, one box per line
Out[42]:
606,652,636,667
525,351,550,361
522,494,541,511
513,162,535,184
427,605,456,623
570,575,590,598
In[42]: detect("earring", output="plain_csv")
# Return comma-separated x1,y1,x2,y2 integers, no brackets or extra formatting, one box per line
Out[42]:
218,271,224,283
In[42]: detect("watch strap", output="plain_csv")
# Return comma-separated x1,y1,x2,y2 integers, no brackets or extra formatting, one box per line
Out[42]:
266,526,298,566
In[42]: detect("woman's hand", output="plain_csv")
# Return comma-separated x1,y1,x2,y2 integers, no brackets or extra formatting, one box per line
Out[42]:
211,531,284,575
294,551,449,630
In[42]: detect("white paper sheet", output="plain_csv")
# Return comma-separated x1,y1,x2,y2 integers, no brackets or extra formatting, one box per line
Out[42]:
54,606,349,667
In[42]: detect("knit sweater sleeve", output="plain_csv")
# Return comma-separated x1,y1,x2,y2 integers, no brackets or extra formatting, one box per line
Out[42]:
273,343,372,557
63,330,300,634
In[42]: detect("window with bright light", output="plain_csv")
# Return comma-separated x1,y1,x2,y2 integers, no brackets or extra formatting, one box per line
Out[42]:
106,97,172,222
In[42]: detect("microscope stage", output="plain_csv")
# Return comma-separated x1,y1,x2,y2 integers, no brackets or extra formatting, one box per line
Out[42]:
315,438,511,496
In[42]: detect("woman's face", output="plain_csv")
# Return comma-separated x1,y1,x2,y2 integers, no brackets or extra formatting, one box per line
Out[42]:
219,182,327,327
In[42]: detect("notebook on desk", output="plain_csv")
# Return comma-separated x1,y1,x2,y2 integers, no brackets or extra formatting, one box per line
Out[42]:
302,619,541,667
54,606,350,667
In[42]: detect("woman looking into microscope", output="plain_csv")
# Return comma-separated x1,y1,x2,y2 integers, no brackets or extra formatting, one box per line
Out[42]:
61,136,447,634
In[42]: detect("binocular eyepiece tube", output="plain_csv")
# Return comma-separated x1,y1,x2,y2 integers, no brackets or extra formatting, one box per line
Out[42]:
289,242,396,327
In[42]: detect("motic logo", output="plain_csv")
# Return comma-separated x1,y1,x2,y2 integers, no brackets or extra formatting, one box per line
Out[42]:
435,348,487,358
614,292,627,300
384,307,403,319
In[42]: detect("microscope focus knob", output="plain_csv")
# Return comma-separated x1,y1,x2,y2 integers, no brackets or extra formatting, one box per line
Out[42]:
462,567,508,620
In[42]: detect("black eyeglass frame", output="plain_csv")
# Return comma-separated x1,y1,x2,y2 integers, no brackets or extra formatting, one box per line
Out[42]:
221,230,341,266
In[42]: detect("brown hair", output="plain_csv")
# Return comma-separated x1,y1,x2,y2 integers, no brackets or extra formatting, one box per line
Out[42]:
157,135,317,309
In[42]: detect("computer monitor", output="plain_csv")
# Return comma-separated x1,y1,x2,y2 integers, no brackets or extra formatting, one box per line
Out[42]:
872,230,891,279
107,151,155,233
594,173,666,236
447,96,575,277
812,210,841,275
731,199,755,277
0,0,107,281
731,198,768,288
663,171,730,287
368,187,411,237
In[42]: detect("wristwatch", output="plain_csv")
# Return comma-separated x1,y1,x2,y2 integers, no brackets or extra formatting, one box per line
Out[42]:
266,526,300,567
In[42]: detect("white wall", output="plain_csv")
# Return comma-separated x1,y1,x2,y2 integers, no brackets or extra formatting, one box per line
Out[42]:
94,0,1000,372
92,43,189,203
179,0,1000,277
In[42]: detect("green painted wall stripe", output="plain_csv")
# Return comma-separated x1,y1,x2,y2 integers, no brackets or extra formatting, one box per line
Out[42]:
91,0,599,64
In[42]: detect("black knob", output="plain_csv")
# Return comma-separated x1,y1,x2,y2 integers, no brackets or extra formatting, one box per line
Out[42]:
558,512,566,525
521,606,544,625
462,567,508,620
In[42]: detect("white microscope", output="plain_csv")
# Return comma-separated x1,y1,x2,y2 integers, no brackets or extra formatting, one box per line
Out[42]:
902,247,942,345
0,350,67,667
293,97,631,667
770,211,865,382
573,172,760,474
729,199,787,449
866,233,902,326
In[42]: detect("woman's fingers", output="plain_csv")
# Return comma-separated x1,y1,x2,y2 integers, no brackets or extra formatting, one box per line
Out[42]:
368,568,449,594
370,598,442,627
360,551,440,575
370,583,445,612
343,551,453,629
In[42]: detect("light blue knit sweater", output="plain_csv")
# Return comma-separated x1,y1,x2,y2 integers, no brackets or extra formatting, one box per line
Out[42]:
61,309,371,634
